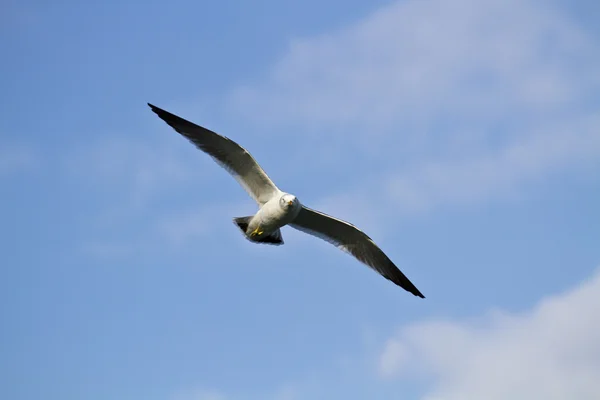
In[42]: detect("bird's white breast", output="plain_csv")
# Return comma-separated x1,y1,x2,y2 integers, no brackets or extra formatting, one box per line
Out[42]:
250,193,300,233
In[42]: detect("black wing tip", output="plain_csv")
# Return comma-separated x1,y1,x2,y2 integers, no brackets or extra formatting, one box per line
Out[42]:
408,285,426,298
147,102,205,130
147,103,167,119
147,102,169,118
147,102,191,129
389,274,425,298
402,283,425,298
382,273,425,298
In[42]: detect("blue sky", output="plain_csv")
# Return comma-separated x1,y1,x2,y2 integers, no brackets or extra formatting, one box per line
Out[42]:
1,0,600,399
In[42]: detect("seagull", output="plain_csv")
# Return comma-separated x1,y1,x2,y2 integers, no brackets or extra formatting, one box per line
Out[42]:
148,103,425,298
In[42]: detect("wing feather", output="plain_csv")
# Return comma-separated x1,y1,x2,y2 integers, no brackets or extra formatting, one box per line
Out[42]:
148,103,280,205
290,206,425,298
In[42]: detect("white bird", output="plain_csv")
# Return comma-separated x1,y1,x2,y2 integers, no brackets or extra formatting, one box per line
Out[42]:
148,103,425,298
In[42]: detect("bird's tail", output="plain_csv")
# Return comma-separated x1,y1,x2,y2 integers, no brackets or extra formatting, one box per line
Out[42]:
232,216,284,246
233,216,253,233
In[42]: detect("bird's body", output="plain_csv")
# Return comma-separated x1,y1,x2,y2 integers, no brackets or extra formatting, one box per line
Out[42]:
237,193,301,244
148,103,426,298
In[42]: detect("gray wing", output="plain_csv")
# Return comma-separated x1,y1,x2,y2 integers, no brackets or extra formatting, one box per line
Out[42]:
290,206,425,298
148,103,280,205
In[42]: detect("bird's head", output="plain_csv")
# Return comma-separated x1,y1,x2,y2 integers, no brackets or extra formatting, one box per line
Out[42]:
279,193,299,210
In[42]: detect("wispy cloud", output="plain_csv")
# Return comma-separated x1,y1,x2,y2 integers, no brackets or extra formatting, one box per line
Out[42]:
230,0,598,130
167,266,600,399
386,116,600,213
226,0,600,215
286,113,600,229
379,266,600,399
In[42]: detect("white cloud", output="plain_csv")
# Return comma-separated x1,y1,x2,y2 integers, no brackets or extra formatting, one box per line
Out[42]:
165,268,600,399
379,266,600,400
231,0,597,129
227,0,600,213
282,114,600,225
386,116,600,212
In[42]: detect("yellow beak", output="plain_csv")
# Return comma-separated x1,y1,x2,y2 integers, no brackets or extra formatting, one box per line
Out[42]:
288,201,293,206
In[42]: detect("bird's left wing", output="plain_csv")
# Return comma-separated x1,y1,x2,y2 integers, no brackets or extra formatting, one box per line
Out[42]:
148,103,280,205
290,206,425,298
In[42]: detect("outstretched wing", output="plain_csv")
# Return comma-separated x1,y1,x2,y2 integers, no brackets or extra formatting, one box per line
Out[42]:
290,206,425,298
148,103,280,205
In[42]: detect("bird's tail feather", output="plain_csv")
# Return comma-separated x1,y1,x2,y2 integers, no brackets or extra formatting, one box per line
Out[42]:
254,228,284,245
233,216,253,233
232,216,284,246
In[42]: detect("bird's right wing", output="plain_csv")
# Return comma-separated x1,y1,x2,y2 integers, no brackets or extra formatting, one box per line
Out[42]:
148,103,280,205
290,206,425,298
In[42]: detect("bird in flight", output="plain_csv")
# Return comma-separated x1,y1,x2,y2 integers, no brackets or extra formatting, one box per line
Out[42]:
148,103,425,298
